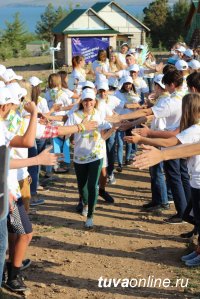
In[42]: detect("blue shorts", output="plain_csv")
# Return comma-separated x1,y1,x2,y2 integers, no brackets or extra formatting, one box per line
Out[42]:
7,198,32,235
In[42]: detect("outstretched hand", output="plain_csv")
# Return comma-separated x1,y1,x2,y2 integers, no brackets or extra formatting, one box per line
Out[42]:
123,132,141,144
132,124,150,137
133,145,163,169
37,146,63,166
82,119,98,131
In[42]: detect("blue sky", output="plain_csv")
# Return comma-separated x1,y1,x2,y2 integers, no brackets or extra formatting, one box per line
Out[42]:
0,0,180,8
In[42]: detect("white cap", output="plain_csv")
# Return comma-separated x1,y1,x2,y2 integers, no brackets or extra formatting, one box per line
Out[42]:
29,76,43,87
0,87,16,105
0,64,6,76
138,45,144,50
7,82,27,104
120,75,133,86
154,74,165,89
0,81,5,88
81,88,96,101
188,59,200,70
97,81,109,91
128,64,140,72
175,59,188,71
82,81,95,89
127,48,136,55
2,69,23,83
184,49,193,58
121,43,129,48
176,46,186,53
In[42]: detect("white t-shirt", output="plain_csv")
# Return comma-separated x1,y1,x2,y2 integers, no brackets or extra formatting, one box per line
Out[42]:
151,90,184,131
133,77,149,95
37,96,49,114
117,52,126,66
68,69,86,93
92,60,109,85
65,109,111,164
176,124,200,189
150,93,170,131
114,90,141,114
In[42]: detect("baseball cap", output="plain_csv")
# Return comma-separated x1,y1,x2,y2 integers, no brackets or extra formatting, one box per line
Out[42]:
82,81,95,89
128,64,140,72
2,69,23,83
188,59,200,70
97,81,109,91
154,74,165,89
175,60,188,71
0,87,16,105
0,64,6,77
176,46,186,53
120,76,133,86
7,82,27,104
121,43,129,48
184,49,193,58
138,45,144,50
29,76,43,87
81,88,96,101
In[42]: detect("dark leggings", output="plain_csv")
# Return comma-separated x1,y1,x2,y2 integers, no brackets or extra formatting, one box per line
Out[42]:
74,159,103,218
190,187,200,243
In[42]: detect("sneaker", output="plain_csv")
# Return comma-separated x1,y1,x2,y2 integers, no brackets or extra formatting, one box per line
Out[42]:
30,195,45,206
85,217,93,228
99,189,114,203
107,174,116,185
6,275,28,292
116,165,123,173
163,214,185,224
82,205,88,217
76,200,83,213
181,251,198,262
180,229,197,239
185,254,200,267
125,160,132,166
20,259,31,271
145,204,170,212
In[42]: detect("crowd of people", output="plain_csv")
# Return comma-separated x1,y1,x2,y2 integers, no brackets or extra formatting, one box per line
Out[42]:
0,40,200,293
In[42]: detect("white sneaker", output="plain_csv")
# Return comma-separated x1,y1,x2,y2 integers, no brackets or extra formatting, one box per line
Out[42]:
85,217,93,228
82,205,88,217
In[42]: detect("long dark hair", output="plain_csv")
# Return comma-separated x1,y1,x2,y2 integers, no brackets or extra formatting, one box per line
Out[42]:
180,93,200,132
58,70,68,89
31,85,41,105
120,82,136,94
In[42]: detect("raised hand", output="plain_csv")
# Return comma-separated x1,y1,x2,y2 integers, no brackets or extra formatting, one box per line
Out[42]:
37,146,63,166
24,102,37,114
82,120,98,131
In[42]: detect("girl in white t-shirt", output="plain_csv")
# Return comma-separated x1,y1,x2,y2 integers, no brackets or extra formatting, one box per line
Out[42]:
65,88,118,228
125,93,200,266
92,50,109,86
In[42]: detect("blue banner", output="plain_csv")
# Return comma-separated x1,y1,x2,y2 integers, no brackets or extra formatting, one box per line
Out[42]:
72,37,110,63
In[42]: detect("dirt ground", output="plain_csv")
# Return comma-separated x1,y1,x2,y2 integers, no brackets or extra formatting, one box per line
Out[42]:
1,163,200,299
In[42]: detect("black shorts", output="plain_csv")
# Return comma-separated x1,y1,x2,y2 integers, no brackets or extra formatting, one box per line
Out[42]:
7,198,32,234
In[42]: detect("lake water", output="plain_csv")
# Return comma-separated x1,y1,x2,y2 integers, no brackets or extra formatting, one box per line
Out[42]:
0,4,144,33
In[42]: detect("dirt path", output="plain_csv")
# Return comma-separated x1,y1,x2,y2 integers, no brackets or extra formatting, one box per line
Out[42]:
1,166,200,299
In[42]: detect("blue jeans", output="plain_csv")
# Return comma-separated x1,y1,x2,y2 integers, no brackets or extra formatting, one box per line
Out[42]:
150,162,168,205
0,218,7,286
53,137,70,163
28,143,38,195
190,187,200,243
116,131,134,165
164,159,191,217
106,132,116,176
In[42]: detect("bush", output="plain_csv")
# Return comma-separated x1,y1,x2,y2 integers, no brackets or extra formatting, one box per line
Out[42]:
0,44,13,60
20,49,32,58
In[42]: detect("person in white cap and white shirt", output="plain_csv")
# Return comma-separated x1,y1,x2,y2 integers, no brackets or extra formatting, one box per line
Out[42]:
175,60,189,92
29,76,49,114
96,81,120,189
183,49,193,62
117,43,129,67
114,75,141,171
1,69,23,84
65,88,118,228
129,64,149,102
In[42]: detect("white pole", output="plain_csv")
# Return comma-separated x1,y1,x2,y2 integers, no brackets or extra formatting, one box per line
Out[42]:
52,50,55,73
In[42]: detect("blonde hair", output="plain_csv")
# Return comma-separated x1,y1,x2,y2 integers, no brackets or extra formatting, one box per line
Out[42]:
48,73,62,89
19,80,32,102
180,93,200,132
109,52,124,71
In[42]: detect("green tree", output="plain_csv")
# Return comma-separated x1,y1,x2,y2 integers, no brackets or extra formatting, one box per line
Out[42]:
0,12,33,58
143,0,169,48
165,0,190,47
35,4,67,43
